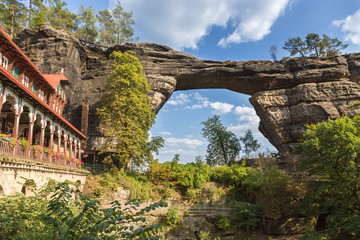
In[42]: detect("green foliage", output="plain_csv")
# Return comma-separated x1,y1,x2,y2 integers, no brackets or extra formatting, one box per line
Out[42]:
299,230,329,240
297,116,360,238
76,4,98,42
43,181,167,239
234,202,262,232
0,193,51,239
240,129,260,158
165,206,181,226
201,115,241,166
148,159,210,194
243,165,298,219
194,231,221,240
283,33,348,58
46,0,77,31
97,51,155,167
210,162,249,186
1,180,167,239
0,0,27,38
112,0,138,44
213,214,230,231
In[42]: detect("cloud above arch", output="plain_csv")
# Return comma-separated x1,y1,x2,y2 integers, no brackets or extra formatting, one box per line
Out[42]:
112,0,292,50
333,9,360,45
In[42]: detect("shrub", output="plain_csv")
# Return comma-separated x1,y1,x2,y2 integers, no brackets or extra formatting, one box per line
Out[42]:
214,214,230,231
165,206,181,226
234,201,262,232
242,165,298,219
297,116,360,238
210,163,249,186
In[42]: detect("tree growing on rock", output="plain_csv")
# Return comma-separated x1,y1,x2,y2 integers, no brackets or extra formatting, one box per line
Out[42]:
283,33,348,58
201,115,241,166
0,0,27,38
76,4,98,42
97,51,155,169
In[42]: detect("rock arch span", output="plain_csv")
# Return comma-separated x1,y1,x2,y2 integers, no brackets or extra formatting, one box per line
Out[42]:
15,24,360,153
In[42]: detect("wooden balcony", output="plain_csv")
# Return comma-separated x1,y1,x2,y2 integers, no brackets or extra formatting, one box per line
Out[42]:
0,139,80,169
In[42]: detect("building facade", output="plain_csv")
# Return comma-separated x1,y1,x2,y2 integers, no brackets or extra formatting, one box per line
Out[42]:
0,28,85,168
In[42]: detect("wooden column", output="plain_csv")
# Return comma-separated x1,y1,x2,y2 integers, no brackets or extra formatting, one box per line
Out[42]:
27,112,36,158
39,119,46,161
57,130,63,166
69,137,73,157
12,102,22,139
0,85,6,114
49,125,55,162
64,134,68,156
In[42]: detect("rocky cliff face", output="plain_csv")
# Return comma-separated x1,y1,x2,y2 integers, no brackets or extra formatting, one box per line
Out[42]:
14,24,360,153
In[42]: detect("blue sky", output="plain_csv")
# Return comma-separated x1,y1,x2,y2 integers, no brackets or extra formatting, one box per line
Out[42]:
64,0,360,163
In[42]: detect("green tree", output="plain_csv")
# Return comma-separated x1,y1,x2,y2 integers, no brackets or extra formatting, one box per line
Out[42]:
283,33,348,58
201,115,241,166
0,0,27,38
283,36,308,57
112,0,138,45
297,116,360,238
97,8,116,46
46,0,76,31
29,0,46,29
240,129,260,158
97,51,155,168
76,4,97,42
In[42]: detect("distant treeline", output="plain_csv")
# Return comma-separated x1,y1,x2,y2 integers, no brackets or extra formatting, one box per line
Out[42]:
0,0,137,46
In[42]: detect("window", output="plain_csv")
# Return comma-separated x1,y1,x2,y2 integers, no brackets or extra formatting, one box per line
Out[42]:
2,56,8,70
46,95,50,104
31,83,37,94
57,84,60,94
0,52,2,66
11,66,19,79
22,75,29,87
39,90,44,100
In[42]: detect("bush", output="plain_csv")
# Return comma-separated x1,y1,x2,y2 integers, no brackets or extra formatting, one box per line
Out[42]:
210,163,249,186
234,202,262,232
165,206,181,226
0,180,167,239
297,116,360,238
214,214,230,231
242,165,299,219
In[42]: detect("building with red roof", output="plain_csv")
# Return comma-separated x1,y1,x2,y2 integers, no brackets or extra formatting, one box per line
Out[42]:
0,28,86,168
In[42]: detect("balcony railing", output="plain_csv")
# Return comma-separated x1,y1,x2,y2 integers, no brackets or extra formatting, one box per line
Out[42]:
0,137,81,169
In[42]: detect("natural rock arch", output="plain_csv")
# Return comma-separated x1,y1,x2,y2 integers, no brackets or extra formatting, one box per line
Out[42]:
15,24,360,154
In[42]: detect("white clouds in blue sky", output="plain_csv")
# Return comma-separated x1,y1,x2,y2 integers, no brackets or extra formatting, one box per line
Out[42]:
333,9,360,45
114,0,293,50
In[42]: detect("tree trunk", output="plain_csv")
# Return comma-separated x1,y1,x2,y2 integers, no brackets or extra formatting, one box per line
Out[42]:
11,8,15,38
28,0,32,29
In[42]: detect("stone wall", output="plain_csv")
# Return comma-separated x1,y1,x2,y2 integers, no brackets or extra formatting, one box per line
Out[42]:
0,157,88,196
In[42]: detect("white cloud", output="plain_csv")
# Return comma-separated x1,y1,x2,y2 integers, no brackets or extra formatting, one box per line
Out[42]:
115,0,292,50
333,9,360,45
210,102,234,114
160,131,172,136
233,106,259,123
167,93,191,105
165,137,204,149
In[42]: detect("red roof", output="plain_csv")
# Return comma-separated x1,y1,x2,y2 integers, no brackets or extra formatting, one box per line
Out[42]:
0,29,86,140
43,73,70,90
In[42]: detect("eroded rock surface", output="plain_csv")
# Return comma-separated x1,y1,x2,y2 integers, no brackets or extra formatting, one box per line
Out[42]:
14,24,360,153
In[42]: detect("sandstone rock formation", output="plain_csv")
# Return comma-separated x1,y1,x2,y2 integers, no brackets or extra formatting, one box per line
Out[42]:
14,24,360,153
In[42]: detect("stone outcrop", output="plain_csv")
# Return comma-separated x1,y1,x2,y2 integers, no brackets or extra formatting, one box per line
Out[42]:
14,24,360,153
